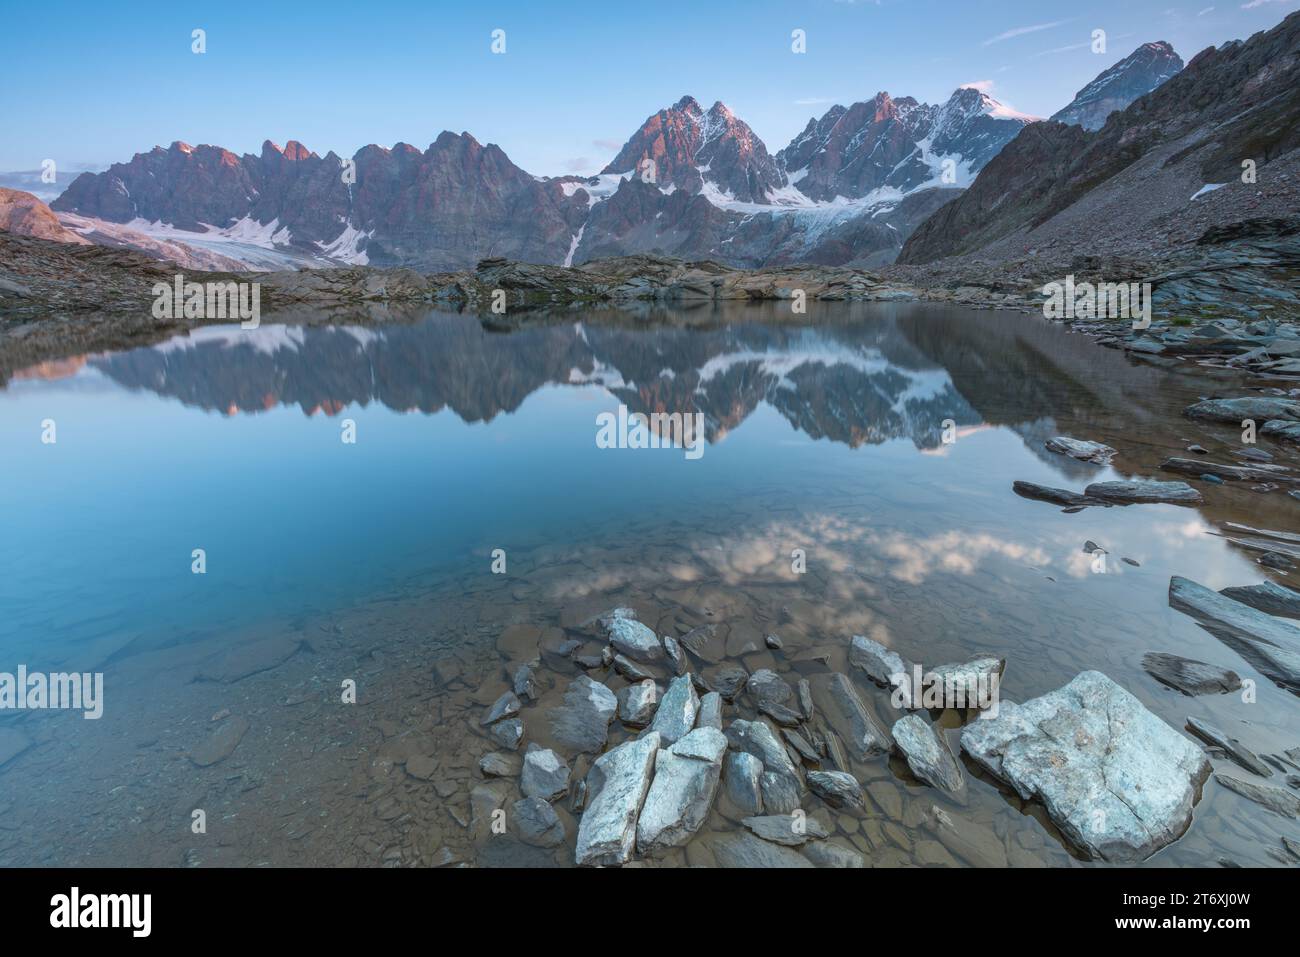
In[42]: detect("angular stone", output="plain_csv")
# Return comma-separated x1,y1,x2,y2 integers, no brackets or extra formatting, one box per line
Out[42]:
892,714,967,802
807,770,865,809
1045,436,1116,465
617,679,658,728
604,617,665,664
550,675,618,754
1214,773,1300,817
723,752,764,814
742,814,829,846
636,727,728,852
513,796,564,848
662,633,686,675
521,747,572,801
782,728,820,765
803,840,865,868
481,691,521,726
705,831,813,868
512,662,539,701
1185,717,1272,777
922,657,1005,710
809,673,893,759
1184,397,1300,423
1142,652,1242,696
1219,581,1300,620
488,718,523,751
405,754,439,781
1012,481,1101,507
746,669,802,726
960,670,1211,862
612,653,654,682
679,623,725,664
697,691,723,730
710,666,749,699
575,733,660,866
761,771,802,814
479,752,521,777
1168,576,1300,693
726,718,800,782
647,674,699,746
849,634,913,691
1083,479,1202,505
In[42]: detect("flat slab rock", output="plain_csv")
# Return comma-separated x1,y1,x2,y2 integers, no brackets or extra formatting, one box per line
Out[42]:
1141,652,1241,696
892,714,967,803
550,675,618,754
1045,436,1116,465
0,727,33,768
960,671,1210,863
636,727,728,852
190,717,251,767
704,830,814,868
575,733,660,866
1083,479,1202,505
196,635,302,682
1184,397,1300,423
1168,576,1300,693
808,672,893,759
1219,580,1300,620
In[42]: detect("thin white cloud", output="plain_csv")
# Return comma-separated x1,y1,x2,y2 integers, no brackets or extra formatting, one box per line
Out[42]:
1033,41,1091,57
1197,6,1215,13
1242,0,1294,7
983,19,1070,45
960,79,996,92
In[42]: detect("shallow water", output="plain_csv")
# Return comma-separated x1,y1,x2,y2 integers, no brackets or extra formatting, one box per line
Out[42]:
1,301,1298,867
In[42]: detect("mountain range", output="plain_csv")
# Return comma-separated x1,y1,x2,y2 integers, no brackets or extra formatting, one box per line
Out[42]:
41,40,1183,272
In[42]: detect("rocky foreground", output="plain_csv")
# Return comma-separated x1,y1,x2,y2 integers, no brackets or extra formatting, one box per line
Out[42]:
463,595,1300,867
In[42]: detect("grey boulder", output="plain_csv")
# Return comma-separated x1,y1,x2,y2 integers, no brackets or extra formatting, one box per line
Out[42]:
636,727,728,852
574,733,660,866
521,746,571,801
892,714,967,803
604,617,665,664
647,674,700,746
550,675,618,753
723,751,764,813
960,670,1211,862
513,797,565,848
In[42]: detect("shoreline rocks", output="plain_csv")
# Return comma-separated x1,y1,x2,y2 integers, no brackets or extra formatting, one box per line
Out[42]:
960,671,1210,862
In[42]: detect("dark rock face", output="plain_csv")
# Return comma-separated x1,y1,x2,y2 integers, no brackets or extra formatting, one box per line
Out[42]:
53,135,588,271
898,13,1300,266
1051,42,1184,131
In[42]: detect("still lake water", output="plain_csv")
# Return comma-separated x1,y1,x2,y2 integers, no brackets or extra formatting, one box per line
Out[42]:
1,301,1298,867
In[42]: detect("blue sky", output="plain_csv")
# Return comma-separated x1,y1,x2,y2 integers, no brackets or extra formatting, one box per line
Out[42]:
1,0,1295,176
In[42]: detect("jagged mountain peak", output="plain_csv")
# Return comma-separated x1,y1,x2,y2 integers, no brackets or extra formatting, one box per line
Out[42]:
1050,40,1184,131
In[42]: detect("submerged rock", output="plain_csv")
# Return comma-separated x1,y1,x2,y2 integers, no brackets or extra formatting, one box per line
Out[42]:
806,770,865,810
575,733,660,866
604,617,665,664
1219,580,1300,619
1184,397,1300,423
197,635,302,683
0,728,33,769
760,771,802,814
190,717,250,767
636,727,728,852
479,752,521,778
1168,576,1300,693
727,718,802,812
809,672,893,759
746,669,802,726
892,715,967,802
521,746,572,801
1142,652,1242,696
960,671,1210,862
488,718,524,751
512,661,539,701
802,840,865,868
1083,479,1202,505
513,797,565,848
647,674,700,746
679,623,726,663
742,814,829,846
705,830,813,868
723,752,764,814
662,634,686,675
1185,717,1272,778
710,666,749,700
1045,436,1116,465
481,691,521,726
550,675,618,753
